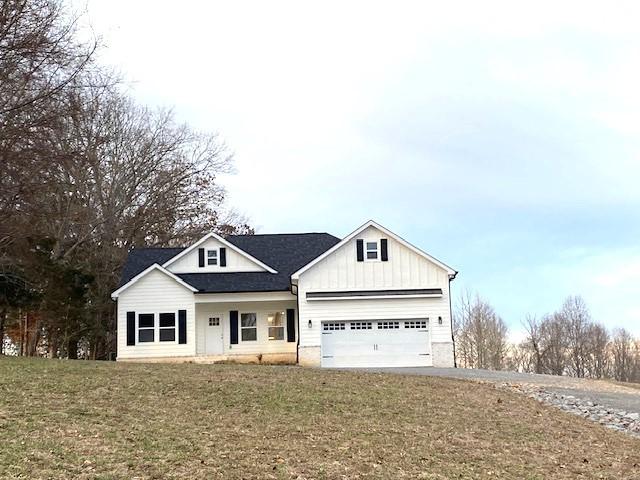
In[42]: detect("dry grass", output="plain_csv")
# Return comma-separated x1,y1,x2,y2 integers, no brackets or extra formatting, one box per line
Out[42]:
608,379,640,391
0,357,639,479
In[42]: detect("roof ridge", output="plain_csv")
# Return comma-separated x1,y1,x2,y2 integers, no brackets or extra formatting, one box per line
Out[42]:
229,232,335,237
130,247,186,251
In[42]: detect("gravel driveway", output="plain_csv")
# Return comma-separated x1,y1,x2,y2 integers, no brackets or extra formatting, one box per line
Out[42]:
368,367,640,415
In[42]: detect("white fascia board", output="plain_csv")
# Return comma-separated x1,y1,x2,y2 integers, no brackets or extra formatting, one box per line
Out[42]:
369,221,458,277
161,232,278,274
306,294,443,301
290,219,457,280
194,291,296,303
110,263,198,299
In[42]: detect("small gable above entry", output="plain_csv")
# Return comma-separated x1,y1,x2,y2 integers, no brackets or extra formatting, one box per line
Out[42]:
162,232,278,274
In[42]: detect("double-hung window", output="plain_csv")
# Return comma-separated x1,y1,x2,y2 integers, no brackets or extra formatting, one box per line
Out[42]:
159,312,176,342
366,241,378,260
241,313,257,341
138,312,176,343
138,314,155,343
267,312,285,341
207,249,218,266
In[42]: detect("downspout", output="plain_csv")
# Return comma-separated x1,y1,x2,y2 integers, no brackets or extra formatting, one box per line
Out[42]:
449,273,458,368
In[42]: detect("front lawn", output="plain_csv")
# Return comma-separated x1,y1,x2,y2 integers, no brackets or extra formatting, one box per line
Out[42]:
0,357,638,479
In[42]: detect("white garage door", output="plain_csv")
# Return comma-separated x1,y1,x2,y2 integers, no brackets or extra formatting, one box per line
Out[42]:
321,319,431,368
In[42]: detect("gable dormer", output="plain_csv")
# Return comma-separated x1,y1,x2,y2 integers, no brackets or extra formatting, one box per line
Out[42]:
163,233,277,274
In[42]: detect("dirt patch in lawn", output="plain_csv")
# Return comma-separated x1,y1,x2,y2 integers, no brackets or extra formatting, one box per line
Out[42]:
0,357,639,479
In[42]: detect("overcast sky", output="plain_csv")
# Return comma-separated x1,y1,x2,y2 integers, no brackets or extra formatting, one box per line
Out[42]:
80,1,640,338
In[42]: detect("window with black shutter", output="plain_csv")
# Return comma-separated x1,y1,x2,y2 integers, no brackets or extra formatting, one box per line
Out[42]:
138,313,155,343
159,312,176,342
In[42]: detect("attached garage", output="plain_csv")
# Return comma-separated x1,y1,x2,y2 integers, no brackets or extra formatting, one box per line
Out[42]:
321,319,431,368
292,220,458,368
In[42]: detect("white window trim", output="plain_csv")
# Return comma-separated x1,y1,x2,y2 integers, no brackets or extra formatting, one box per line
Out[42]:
158,312,178,343
207,249,218,266
137,311,179,345
267,311,286,341
137,313,155,344
240,312,258,342
365,240,379,262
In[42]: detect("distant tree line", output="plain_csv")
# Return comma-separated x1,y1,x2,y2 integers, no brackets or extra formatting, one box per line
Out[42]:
455,293,640,383
0,0,251,359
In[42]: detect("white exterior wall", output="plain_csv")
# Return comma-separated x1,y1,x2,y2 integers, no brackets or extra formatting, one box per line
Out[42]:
116,269,196,359
166,238,266,273
299,226,449,290
297,225,454,367
195,300,297,356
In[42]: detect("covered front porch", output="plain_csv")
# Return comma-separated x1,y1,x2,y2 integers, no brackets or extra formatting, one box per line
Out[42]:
194,291,298,364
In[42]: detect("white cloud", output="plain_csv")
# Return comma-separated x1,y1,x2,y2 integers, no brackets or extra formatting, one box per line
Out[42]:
75,0,640,335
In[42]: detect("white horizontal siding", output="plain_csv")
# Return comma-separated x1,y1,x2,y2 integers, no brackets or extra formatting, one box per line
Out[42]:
196,301,297,356
117,269,196,359
166,237,266,273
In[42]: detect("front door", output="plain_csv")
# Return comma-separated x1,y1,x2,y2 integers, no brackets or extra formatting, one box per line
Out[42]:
205,314,223,355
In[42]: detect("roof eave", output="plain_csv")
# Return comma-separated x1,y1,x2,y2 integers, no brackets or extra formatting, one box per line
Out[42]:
111,263,198,300
291,219,457,279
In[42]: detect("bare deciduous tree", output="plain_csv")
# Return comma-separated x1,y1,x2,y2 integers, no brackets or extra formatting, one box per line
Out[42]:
586,323,609,379
610,328,637,382
454,292,509,370
561,296,592,378
0,0,252,359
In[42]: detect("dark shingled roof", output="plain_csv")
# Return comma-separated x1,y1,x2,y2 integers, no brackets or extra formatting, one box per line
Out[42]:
119,233,340,293
119,248,186,286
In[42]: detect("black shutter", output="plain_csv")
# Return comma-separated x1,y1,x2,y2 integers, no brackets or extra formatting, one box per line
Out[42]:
126,311,136,346
230,310,239,345
219,247,226,267
381,238,388,261
198,248,205,267
286,309,295,342
356,239,364,262
178,310,187,344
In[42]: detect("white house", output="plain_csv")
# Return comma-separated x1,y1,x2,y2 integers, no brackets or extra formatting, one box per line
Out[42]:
111,220,458,368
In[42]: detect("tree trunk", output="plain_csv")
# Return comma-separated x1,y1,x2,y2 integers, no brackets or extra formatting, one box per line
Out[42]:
48,334,59,358
0,308,5,355
20,309,25,356
90,338,97,360
67,338,78,359
27,315,40,356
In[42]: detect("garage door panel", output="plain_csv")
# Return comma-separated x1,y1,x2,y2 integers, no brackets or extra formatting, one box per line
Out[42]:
321,332,375,357
321,319,432,368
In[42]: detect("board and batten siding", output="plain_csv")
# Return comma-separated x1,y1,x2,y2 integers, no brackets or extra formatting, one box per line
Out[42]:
166,237,266,274
297,225,453,353
299,226,450,290
116,269,196,359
